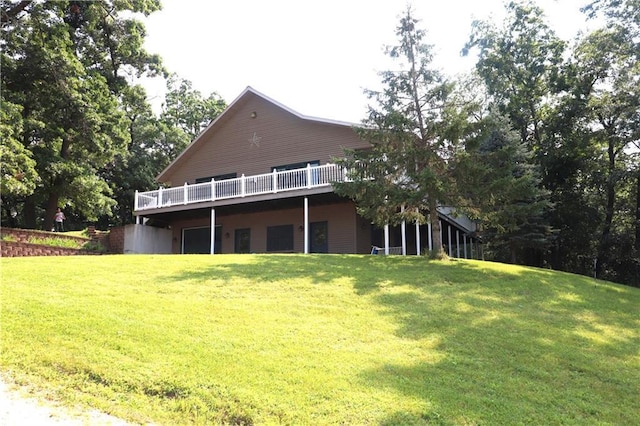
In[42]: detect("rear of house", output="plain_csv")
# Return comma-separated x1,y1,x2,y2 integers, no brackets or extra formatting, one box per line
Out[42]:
133,86,479,257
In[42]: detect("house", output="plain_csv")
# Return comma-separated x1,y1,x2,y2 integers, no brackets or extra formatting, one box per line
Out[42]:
133,87,480,257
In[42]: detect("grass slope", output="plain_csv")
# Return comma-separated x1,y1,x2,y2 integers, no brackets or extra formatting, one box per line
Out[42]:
1,255,638,425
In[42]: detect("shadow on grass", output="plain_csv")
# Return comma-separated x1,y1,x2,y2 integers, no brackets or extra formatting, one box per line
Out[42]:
161,254,640,424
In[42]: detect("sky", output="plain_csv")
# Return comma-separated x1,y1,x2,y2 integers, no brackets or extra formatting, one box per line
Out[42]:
139,1,597,123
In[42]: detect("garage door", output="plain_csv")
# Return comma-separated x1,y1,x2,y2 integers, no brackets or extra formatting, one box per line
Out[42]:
182,226,222,254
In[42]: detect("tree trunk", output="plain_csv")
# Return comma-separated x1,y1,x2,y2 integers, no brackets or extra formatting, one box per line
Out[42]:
428,198,444,257
23,198,37,229
44,193,60,232
597,140,616,275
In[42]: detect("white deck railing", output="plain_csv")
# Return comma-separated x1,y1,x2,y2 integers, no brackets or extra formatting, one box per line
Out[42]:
134,163,346,211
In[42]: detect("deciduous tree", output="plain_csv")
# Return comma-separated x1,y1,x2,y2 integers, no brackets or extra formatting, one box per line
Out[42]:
1,0,163,230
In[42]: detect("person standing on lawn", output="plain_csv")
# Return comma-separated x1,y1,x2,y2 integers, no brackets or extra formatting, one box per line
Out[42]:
54,207,66,232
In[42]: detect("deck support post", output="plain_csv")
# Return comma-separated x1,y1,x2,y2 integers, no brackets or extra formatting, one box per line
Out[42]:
464,234,468,259
210,208,216,255
384,224,390,255
401,205,406,256
303,197,309,254
415,219,421,256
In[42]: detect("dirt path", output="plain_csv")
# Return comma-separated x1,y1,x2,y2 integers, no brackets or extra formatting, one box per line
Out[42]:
0,377,132,425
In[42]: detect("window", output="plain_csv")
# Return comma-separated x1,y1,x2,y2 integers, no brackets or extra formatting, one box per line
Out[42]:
271,161,320,190
234,228,251,253
195,173,237,184
266,225,294,252
271,161,319,172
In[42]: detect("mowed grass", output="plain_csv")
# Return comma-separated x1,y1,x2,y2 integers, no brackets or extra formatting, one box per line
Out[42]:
1,254,638,425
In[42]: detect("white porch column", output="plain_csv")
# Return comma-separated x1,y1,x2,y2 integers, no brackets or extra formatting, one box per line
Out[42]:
401,205,406,256
303,197,309,254
464,234,468,259
210,208,216,255
456,230,461,258
384,224,390,255
415,221,421,256
448,225,453,257
427,222,433,252
136,215,141,225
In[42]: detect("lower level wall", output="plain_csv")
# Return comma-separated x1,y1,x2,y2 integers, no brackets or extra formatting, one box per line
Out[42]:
123,224,172,254
168,200,368,254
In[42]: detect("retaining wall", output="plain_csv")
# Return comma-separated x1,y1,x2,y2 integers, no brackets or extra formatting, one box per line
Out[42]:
0,228,102,257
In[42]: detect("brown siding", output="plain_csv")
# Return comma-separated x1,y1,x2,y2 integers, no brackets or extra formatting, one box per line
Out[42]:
162,94,369,187
168,200,366,254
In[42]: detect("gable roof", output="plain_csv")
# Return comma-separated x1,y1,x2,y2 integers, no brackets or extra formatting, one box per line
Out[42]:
156,86,361,182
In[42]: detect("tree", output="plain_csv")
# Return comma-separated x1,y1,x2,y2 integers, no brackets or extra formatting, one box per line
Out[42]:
579,31,638,276
98,78,227,227
334,7,453,257
1,0,163,230
0,99,38,199
161,75,227,140
462,1,564,266
454,111,552,264
464,0,566,150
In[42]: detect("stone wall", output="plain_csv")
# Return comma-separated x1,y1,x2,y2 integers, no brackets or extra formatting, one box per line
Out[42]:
1,241,101,257
0,228,102,257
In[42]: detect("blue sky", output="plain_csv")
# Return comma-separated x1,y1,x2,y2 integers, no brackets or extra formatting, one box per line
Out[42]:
140,1,596,123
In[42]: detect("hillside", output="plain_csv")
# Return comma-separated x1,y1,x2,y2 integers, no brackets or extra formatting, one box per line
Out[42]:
1,254,638,425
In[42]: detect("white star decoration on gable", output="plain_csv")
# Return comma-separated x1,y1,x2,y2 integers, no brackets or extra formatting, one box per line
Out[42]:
248,132,262,147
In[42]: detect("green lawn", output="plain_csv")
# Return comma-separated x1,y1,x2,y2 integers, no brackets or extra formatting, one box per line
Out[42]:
1,254,638,425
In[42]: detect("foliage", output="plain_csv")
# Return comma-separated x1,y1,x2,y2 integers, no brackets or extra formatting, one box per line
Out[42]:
0,0,163,230
97,78,226,228
335,7,454,256
80,240,107,252
455,112,553,264
1,255,638,424
464,0,565,148
0,99,38,198
568,24,639,279
161,74,227,140
462,0,639,285
26,236,84,249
